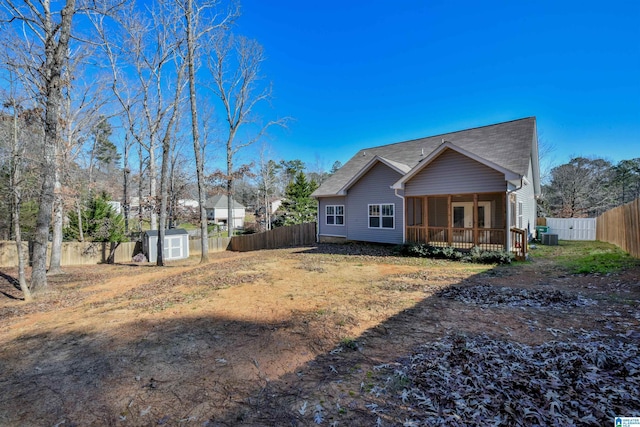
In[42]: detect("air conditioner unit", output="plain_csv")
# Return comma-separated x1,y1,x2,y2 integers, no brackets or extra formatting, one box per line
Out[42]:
541,233,558,246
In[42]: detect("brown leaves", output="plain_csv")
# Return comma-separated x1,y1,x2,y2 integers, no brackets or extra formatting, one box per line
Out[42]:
437,284,596,308
370,333,639,426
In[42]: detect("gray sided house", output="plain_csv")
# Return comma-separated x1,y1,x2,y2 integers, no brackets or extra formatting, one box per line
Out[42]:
143,229,190,263
205,195,246,229
312,117,541,254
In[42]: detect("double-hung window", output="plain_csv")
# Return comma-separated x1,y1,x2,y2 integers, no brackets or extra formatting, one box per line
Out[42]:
326,205,344,225
518,201,523,229
368,203,394,229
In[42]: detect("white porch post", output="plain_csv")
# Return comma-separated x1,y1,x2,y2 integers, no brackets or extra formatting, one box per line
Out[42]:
506,192,512,251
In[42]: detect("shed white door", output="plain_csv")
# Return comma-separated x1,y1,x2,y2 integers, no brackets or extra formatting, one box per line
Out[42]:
164,236,183,260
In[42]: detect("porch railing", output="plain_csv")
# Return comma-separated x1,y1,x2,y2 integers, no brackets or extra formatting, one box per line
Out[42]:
510,227,527,261
406,226,506,251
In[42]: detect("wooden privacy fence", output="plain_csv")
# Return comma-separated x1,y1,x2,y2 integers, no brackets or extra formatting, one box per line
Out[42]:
0,224,315,267
0,236,233,268
0,241,140,267
596,198,640,258
230,222,317,252
189,236,232,255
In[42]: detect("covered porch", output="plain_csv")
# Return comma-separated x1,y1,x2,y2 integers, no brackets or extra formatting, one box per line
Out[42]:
405,193,527,259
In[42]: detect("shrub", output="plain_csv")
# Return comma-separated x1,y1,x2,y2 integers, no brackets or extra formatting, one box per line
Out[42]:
64,192,126,242
399,243,514,264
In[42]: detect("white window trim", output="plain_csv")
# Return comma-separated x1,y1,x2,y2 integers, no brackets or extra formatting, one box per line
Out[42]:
325,204,345,226
368,203,395,229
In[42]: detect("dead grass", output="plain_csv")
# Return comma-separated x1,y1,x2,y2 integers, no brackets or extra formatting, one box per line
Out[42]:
0,243,638,426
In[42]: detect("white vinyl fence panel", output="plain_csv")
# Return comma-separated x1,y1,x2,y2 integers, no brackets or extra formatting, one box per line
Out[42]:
545,218,596,241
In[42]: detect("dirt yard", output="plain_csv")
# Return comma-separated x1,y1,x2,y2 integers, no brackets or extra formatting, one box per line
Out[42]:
0,243,638,426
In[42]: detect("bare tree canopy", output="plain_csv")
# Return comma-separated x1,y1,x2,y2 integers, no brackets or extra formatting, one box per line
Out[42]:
207,31,287,236
541,156,640,218
2,0,78,291
0,0,289,298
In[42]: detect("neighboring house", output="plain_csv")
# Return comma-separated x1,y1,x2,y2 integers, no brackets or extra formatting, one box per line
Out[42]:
311,117,541,253
205,195,246,229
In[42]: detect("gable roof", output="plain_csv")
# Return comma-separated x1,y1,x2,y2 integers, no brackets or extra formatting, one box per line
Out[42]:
335,155,411,195
205,194,246,210
312,117,537,197
392,140,521,189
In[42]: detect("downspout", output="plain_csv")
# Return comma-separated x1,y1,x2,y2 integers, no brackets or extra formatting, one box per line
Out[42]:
506,178,524,250
314,197,319,243
394,188,405,243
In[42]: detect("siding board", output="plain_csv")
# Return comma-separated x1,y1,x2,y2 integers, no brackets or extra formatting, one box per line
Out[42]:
512,160,537,235
405,149,506,196
346,162,404,244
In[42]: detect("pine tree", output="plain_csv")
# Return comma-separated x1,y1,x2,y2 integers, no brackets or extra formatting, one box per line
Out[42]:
92,117,120,172
64,192,125,242
279,171,318,225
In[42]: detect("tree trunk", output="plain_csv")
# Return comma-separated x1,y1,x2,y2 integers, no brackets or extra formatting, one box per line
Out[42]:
47,158,64,275
227,167,233,237
13,201,31,301
149,146,157,230
168,158,175,229
138,143,144,232
156,141,170,266
77,200,84,242
185,0,209,262
226,133,235,238
123,139,130,234
31,0,77,292
10,101,32,301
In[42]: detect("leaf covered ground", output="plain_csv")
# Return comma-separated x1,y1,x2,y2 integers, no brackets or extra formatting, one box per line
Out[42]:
0,242,638,426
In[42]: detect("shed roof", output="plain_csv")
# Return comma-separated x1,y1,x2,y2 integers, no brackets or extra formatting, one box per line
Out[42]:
144,228,188,237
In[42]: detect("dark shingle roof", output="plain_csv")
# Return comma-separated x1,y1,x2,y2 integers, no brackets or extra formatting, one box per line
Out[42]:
312,117,537,197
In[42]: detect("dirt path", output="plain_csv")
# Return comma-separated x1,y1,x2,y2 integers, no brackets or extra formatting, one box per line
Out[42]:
0,246,638,426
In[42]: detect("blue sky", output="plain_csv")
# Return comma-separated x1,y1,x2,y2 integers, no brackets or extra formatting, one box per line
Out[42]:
234,0,640,172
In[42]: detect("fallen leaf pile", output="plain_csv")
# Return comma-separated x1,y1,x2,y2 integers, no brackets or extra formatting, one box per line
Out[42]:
437,284,596,308
368,333,639,426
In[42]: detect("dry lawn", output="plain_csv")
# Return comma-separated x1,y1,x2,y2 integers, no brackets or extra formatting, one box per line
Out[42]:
0,244,638,426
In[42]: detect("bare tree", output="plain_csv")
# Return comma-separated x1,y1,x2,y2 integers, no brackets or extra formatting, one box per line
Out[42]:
544,157,616,217
49,53,110,273
92,2,187,265
2,0,78,292
179,0,236,262
122,132,133,233
255,143,279,231
0,80,36,300
208,33,286,237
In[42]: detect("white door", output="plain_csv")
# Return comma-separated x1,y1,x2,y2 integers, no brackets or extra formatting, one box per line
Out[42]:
451,202,492,228
164,236,183,260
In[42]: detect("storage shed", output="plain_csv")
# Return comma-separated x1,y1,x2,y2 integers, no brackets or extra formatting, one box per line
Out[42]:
143,229,190,262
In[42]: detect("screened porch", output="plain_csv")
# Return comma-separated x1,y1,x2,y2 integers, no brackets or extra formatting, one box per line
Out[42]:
405,193,526,259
